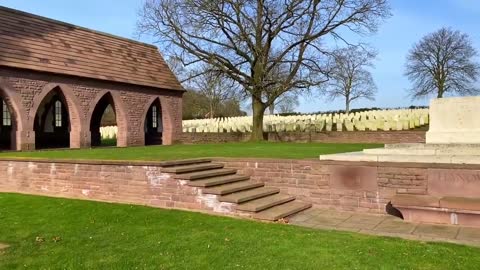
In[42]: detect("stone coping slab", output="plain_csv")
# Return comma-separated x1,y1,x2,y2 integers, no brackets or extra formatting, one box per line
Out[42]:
320,151,480,165
2,156,480,170
386,143,480,149
365,145,480,156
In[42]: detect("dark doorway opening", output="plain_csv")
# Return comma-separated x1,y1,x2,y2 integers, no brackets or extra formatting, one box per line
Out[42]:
145,98,162,145
34,88,70,149
0,97,13,150
90,93,117,147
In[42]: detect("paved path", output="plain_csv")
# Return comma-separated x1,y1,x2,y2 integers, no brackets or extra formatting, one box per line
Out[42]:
289,208,480,247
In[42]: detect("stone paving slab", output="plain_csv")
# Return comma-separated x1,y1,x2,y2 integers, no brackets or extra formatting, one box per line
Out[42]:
413,224,460,239
374,217,417,234
288,208,480,247
457,227,480,243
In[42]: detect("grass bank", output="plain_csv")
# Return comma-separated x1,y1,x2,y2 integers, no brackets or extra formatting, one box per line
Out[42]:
0,194,478,269
0,142,381,161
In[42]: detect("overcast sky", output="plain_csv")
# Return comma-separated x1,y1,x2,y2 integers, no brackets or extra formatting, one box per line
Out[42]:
2,0,480,113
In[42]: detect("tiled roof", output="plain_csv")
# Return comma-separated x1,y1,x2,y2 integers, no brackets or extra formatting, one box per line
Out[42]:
0,6,183,91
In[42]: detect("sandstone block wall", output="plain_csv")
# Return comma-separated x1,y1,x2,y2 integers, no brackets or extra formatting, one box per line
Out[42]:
181,131,426,144
0,68,183,150
218,159,460,214
1,158,476,216
0,160,236,215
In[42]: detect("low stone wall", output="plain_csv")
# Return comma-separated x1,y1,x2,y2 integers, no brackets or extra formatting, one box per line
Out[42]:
1,158,477,216
181,131,426,144
0,160,237,216
180,132,250,144
217,158,480,213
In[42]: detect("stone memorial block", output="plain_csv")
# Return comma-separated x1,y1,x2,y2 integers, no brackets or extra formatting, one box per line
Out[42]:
426,96,480,143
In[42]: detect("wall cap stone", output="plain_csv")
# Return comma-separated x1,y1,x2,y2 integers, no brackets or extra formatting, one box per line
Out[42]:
1,156,480,170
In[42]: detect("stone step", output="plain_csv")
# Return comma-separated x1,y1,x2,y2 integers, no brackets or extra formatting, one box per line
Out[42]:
158,158,212,167
219,187,280,204
385,143,480,149
253,201,312,221
173,168,237,180
236,194,296,212
363,148,436,155
161,163,224,173
188,174,250,187
203,181,264,195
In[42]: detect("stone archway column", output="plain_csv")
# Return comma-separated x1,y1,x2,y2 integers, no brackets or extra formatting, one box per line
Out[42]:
80,130,92,148
15,129,35,151
69,126,82,149
68,112,87,149
160,93,183,145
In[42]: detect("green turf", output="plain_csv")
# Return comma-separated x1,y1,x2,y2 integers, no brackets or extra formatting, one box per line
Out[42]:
0,194,478,269
100,138,117,147
0,142,381,161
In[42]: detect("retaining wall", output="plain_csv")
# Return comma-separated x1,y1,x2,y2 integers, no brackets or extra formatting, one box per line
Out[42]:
2,157,478,216
0,159,237,216
181,131,426,144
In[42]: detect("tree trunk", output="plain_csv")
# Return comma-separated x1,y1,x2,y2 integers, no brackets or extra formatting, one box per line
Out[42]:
209,103,215,119
437,79,445,98
437,89,444,98
269,104,275,114
251,96,265,141
345,98,350,114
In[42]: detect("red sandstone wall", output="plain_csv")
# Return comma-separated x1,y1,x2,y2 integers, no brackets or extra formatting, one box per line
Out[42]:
268,131,426,144
0,68,183,150
1,158,467,216
218,159,434,213
181,132,251,144
0,160,237,215
181,131,426,144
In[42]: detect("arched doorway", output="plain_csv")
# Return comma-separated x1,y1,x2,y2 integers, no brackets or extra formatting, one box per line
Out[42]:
0,97,13,150
90,92,117,147
145,98,162,145
34,87,70,149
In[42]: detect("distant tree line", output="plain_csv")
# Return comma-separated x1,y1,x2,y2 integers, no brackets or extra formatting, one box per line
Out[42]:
183,90,246,120
276,105,429,117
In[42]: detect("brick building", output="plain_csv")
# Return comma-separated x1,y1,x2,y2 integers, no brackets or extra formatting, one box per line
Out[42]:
0,6,184,151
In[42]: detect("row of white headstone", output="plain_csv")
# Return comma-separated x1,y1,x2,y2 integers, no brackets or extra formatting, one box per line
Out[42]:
100,126,117,139
182,108,429,133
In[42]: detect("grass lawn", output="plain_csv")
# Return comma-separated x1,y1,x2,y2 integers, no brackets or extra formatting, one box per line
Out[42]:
0,194,479,269
0,142,381,161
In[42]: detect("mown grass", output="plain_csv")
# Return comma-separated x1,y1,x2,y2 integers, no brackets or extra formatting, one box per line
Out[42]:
0,142,381,161
0,193,479,269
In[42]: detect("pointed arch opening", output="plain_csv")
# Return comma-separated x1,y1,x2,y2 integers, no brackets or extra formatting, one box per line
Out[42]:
144,98,163,145
34,87,70,149
0,96,14,150
90,92,118,147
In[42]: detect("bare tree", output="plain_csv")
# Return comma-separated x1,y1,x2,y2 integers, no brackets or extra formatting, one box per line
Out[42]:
405,27,480,99
265,63,300,114
183,89,245,119
189,65,240,118
277,93,300,113
138,0,390,140
324,46,377,113
268,92,299,114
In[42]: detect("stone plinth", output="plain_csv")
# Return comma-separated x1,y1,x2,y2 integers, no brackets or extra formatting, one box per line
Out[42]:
426,96,480,144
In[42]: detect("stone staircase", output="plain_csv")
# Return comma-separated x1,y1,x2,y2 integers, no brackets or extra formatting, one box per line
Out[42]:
159,158,311,221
